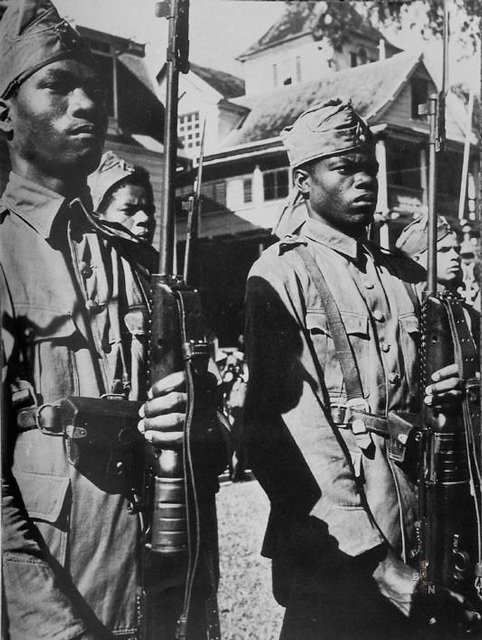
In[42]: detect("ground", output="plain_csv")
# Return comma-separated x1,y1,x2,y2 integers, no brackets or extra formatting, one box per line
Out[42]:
216,476,284,640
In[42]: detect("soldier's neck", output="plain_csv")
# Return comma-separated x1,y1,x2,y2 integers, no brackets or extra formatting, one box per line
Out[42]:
10,159,87,199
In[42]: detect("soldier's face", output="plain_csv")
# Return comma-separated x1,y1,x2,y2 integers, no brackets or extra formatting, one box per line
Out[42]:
100,183,156,244
417,233,462,286
5,59,107,182
295,146,379,237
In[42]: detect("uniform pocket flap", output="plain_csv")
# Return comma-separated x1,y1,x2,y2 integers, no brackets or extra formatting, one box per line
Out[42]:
306,311,329,335
15,305,77,342
399,313,419,335
341,312,369,337
124,306,147,335
14,472,70,523
306,311,368,338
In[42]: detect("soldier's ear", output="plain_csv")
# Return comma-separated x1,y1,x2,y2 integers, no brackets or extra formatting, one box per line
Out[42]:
0,99,13,138
293,167,311,196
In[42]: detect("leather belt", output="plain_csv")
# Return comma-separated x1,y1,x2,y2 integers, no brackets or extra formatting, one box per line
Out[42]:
330,403,390,438
16,404,63,435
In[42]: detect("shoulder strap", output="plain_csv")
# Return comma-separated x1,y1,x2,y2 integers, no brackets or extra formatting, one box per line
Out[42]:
295,244,364,402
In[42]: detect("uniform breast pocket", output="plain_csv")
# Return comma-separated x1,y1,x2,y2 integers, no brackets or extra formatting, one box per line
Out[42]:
306,310,370,397
398,313,420,396
16,304,82,399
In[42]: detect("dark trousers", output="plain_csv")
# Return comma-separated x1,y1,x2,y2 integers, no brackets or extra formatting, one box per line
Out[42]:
276,562,421,640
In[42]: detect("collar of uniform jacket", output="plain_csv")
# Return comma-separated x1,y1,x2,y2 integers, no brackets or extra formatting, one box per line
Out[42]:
280,215,361,260
1,171,92,240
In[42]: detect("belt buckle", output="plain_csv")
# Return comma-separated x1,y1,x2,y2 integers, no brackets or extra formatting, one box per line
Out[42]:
330,403,349,425
346,399,372,450
37,404,63,436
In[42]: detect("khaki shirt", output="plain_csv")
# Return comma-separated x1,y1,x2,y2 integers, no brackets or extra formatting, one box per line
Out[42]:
1,173,152,639
245,215,425,568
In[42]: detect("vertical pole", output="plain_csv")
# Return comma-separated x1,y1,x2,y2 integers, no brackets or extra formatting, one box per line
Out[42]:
458,91,474,220
426,94,438,296
159,0,180,276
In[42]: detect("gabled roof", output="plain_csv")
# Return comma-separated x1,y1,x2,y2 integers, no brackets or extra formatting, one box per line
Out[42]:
188,62,245,99
225,52,423,147
238,2,400,60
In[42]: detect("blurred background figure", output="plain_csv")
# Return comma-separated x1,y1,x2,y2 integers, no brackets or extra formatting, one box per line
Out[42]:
89,150,156,244
216,338,249,482
396,214,462,294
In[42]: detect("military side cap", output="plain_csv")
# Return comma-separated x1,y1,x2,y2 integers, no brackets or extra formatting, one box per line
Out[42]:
88,151,137,211
280,96,373,169
0,0,97,98
395,213,455,258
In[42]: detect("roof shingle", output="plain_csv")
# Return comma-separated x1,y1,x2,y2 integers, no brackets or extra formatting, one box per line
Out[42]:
225,52,421,146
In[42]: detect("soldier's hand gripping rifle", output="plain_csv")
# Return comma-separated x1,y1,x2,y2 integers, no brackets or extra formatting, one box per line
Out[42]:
147,2,221,638
416,5,481,630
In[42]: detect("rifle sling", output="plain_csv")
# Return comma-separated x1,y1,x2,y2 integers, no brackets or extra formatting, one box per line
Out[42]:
295,244,365,403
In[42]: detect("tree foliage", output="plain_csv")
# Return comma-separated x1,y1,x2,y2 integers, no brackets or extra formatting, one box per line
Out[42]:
283,1,480,51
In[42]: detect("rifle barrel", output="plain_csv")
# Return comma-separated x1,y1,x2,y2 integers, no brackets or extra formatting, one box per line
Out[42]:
159,0,181,276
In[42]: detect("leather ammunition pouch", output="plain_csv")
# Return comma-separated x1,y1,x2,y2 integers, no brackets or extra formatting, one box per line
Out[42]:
13,385,144,484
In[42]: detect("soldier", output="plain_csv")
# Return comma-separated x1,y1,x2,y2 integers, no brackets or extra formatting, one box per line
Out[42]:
0,2,226,639
396,214,462,294
244,97,480,640
89,151,157,245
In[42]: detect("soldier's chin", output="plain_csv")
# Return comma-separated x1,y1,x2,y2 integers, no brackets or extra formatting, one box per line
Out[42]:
76,146,105,176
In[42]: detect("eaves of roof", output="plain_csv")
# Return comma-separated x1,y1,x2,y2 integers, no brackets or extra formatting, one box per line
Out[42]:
237,30,314,61
225,51,422,147
189,62,245,98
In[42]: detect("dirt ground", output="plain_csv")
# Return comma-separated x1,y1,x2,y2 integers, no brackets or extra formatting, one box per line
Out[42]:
216,476,284,640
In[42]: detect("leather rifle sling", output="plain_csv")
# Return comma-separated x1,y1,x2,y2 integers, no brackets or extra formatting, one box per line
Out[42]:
295,244,364,402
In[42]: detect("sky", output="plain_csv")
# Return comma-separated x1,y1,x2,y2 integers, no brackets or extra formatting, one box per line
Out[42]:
53,0,479,92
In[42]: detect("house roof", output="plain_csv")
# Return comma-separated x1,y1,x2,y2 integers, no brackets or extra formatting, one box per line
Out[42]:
225,52,423,147
189,62,245,99
238,2,400,60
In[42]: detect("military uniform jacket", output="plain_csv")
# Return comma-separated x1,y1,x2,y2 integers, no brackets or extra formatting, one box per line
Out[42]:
245,216,426,581
1,173,156,640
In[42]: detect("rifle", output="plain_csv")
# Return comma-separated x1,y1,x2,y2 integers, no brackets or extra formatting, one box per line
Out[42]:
183,119,206,285
416,0,482,628
147,1,221,638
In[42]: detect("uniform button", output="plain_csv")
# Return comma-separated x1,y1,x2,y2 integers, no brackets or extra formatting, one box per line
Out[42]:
364,282,374,290
388,372,401,384
381,343,391,352
86,300,100,313
79,261,93,278
373,310,385,322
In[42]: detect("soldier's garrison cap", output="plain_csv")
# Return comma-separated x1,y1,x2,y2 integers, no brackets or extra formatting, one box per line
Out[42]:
88,151,137,211
281,96,373,169
0,0,97,98
395,214,455,258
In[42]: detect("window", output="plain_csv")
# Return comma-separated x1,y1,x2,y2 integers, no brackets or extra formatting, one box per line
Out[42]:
243,178,253,204
386,140,421,190
279,59,292,87
85,38,115,116
411,78,429,119
263,170,289,201
201,180,227,212
350,52,358,68
178,111,201,150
